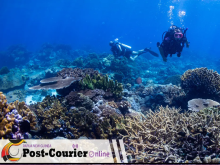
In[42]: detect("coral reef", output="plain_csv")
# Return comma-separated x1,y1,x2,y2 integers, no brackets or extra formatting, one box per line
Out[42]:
13,100,37,130
118,106,220,163
181,67,220,100
65,92,94,110
134,84,186,111
0,92,36,139
84,53,102,69
79,74,123,98
30,96,70,134
30,94,125,139
72,56,84,67
0,66,10,75
30,68,123,99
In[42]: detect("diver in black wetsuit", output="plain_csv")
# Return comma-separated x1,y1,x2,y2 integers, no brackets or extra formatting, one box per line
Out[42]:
109,38,159,61
157,25,190,62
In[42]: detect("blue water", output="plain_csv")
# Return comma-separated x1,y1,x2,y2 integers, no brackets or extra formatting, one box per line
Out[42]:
0,0,220,59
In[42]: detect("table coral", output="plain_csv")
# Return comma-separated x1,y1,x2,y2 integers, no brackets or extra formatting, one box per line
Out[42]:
188,98,220,112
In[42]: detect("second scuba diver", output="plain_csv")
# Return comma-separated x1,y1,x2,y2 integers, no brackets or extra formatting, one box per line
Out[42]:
157,25,190,62
109,38,159,61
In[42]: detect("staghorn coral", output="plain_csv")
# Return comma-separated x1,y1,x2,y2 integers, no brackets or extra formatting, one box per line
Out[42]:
181,67,220,100
117,106,220,163
198,106,220,121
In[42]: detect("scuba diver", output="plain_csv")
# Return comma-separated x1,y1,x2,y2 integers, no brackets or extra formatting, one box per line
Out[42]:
109,38,159,61
157,25,190,62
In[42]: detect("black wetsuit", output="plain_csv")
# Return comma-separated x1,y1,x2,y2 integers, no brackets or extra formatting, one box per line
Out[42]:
161,29,187,57
111,43,132,59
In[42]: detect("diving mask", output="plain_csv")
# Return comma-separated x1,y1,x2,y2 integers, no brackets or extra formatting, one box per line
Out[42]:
174,32,183,39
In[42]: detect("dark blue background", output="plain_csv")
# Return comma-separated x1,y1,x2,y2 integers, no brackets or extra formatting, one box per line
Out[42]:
0,0,219,57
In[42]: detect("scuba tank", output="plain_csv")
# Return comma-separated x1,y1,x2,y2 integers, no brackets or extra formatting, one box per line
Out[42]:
119,43,132,49
114,38,132,49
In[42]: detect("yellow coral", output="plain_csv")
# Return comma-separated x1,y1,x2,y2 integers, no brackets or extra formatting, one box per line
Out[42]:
0,91,7,109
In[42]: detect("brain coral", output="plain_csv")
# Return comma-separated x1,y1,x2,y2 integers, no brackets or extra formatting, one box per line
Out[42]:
181,67,220,99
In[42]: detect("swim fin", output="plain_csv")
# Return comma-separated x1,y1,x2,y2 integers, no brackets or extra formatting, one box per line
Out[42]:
145,48,159,57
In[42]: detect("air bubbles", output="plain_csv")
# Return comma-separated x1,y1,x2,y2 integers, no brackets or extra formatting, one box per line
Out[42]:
158,0,162,10
168,6,175,25
178,10,186,27
178,11,186,17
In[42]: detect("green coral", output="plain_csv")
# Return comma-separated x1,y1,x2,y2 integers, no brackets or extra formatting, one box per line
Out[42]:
198,106,220,121
79,74,123,98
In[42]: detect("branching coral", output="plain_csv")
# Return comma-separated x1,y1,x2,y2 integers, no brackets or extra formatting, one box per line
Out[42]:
117,106,220,163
